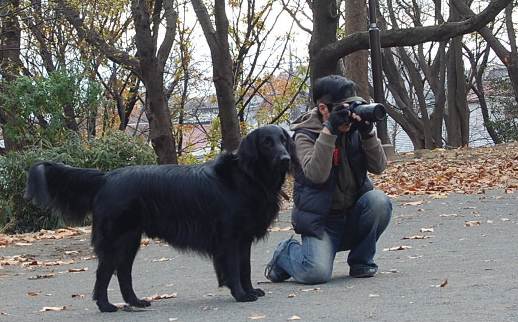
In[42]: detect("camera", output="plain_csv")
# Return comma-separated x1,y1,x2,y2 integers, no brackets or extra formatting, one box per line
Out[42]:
330,101,386,123
348,101,386,122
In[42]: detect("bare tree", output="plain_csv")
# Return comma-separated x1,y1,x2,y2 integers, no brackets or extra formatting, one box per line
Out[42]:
57,0,179,164
191,0,241,152
0,0,23,151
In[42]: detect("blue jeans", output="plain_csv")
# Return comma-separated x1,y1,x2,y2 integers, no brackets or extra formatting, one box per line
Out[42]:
275,190,392,284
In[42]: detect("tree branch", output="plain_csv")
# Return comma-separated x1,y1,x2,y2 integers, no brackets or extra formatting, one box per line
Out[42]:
322,0,512,61
56,0,140,75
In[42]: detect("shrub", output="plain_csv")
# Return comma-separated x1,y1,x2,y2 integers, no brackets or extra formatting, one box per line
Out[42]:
0,132,156,233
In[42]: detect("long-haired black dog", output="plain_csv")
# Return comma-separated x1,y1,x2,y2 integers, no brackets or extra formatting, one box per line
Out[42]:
24,125,298,312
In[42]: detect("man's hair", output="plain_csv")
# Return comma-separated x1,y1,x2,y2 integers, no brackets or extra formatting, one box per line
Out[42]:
313,75,358,107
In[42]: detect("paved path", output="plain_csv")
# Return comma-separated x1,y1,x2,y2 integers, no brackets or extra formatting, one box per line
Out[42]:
1,190,517,321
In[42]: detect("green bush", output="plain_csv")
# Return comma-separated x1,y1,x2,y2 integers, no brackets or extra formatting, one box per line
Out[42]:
0,132,156,233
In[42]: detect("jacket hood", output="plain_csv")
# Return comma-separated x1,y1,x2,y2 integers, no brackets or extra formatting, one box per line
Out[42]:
290,108,323,133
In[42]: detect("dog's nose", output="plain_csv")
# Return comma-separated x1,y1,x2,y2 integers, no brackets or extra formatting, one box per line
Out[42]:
279,155,291,167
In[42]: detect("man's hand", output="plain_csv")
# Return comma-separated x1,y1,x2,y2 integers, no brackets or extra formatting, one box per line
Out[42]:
323,108,350,135
352,113,374,138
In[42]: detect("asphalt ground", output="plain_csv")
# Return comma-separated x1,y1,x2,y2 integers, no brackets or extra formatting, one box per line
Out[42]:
0,190,517,322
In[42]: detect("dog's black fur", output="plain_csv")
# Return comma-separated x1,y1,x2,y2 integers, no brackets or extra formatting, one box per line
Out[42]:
24,125,299,312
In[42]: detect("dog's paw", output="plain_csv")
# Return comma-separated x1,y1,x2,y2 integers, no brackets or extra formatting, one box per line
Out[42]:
234,292,258,302
129,299,151,308
97,302,119,313
248,288,265,297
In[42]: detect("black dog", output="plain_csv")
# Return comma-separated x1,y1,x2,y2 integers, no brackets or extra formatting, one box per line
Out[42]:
24,125,298,312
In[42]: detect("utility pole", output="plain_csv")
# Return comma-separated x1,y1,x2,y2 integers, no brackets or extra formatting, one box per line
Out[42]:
368,0,394,152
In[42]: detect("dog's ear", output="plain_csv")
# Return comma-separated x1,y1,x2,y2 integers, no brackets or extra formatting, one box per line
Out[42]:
237,129,259,175
281,127,301,175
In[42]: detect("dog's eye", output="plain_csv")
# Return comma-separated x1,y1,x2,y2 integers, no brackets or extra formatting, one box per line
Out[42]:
263,137,273,147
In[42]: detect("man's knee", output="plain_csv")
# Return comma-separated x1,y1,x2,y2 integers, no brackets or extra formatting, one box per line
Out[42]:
364,190,392,221
298,261,333,284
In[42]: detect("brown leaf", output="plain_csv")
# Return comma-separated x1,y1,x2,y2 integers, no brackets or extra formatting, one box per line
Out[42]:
28,273,55,280
383,245,412,251
39,306,66,312
402,200,424,206
288,293,296,298
402,235,433,240
249,315,266,320
68,267,88,273
27,291,41,297
71,293,85,298
152,257,172,262
420,227,434,233
300,287,320,292
144,293,177,301
440,279,448,287
464,221,481,227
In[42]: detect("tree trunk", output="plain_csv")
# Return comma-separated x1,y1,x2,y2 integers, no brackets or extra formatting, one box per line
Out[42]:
446,34,469,147
191,0,241,152
309,0,339,88
132,0,178,164
0,0,24,151
343,0,368,98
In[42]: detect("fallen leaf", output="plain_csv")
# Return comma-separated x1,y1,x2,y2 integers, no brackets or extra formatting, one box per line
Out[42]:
369,293,380,297
39,306,66,312
27,291,41,296
269,226,293,232
383,245,412,251
420,228,434,233
440,279,448,287
464,220,481,227
249,314,266,320
68,267,88,273
64,251,79,255
402,235,433,240
28,273,55,280
288,293,296,298
300,287,320,292
402,200,424,206
288,315,301,320
152,257,172,262
144,293,177,301
500,218,510,222
14,242,33,246
440,213,458,217
71,293,85,298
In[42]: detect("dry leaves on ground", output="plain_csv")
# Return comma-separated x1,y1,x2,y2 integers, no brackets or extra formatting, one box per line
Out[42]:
0,227,88,248
373,142,518,197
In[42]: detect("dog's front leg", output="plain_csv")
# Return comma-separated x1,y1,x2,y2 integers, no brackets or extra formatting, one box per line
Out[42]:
221,242,258,302
240,240,265,297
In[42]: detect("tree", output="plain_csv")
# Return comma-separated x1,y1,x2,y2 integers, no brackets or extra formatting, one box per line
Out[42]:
57,0,179,164
191,0,241,152
0,0,24,151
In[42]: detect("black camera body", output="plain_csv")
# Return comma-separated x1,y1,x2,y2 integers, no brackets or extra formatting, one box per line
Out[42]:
348,101,386,122
330,101,386,123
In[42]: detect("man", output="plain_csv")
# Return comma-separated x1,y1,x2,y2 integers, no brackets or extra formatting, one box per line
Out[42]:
265,75,392,284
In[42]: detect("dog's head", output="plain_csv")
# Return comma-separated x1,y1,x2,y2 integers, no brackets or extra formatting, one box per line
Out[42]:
237,125,300,179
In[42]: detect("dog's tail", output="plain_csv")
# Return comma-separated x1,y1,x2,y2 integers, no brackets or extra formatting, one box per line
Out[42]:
24,161,106,224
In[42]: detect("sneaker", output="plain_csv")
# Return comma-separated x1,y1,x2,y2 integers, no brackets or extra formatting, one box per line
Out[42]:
264,237,293,283
349,264,378,278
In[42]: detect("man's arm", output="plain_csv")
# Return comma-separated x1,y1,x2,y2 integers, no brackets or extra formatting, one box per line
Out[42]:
361,129,387,174
295,131,336,184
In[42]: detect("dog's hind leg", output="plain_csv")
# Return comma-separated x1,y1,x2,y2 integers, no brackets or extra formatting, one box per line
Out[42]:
93,256,118,312
220,241,258,302
239,240,265,297
213,255,226,287
116,231,151,308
